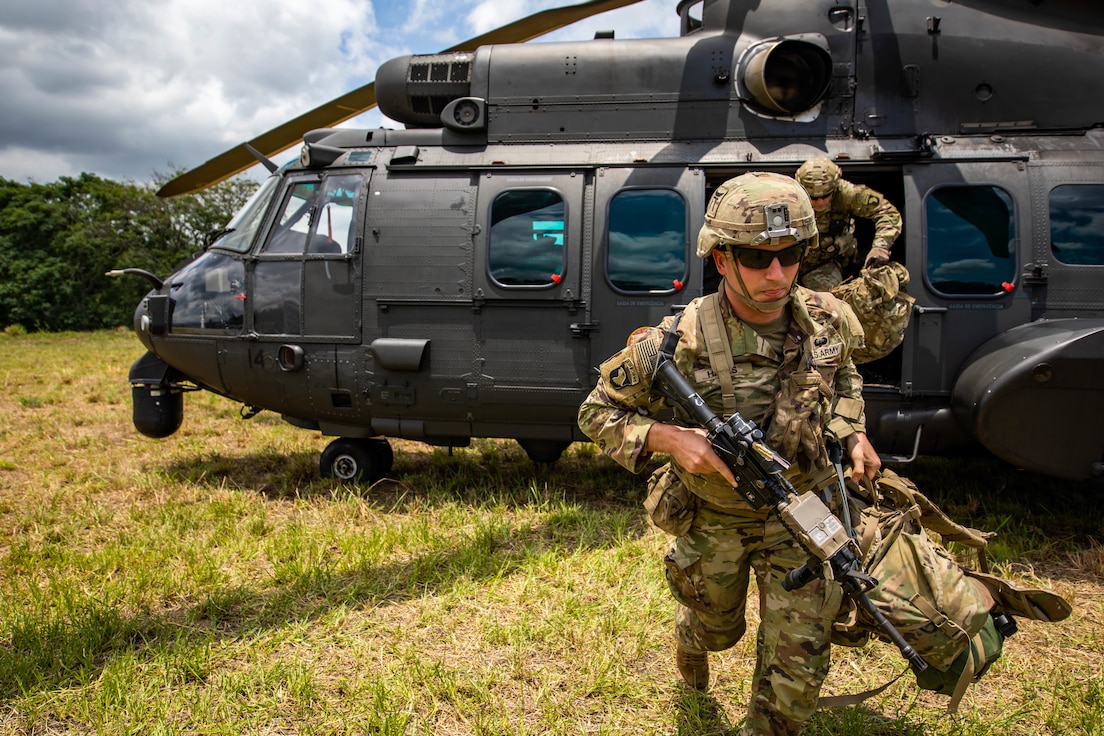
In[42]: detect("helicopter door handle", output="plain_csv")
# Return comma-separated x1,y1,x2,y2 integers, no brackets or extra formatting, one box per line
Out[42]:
278,344,305,372
570,321,599,337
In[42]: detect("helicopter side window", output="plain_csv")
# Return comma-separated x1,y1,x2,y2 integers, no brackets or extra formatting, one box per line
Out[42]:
1049,184,1104,266
307,175,361,255
679,0,703,34
488,189,565,287
924,185,1015,296
606,189,688,293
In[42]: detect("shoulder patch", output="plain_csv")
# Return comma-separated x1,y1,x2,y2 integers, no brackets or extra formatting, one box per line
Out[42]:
627,326,654,346
608,359,640,391
810,334,843,363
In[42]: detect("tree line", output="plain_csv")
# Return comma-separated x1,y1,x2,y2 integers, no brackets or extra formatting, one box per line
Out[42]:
0,173,257,333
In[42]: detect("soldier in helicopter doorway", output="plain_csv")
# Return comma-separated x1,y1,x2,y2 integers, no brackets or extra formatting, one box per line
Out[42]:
795,157,902,291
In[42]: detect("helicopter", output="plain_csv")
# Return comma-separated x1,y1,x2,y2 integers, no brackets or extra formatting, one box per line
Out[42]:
112,0,1104,484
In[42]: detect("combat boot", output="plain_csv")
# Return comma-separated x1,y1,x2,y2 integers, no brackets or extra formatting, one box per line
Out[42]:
676,642,709,691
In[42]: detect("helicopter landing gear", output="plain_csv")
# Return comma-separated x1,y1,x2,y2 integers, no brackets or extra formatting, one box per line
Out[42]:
320,437,394,483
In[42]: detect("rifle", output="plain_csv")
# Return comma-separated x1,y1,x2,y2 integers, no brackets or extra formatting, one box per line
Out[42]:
647,317,927,673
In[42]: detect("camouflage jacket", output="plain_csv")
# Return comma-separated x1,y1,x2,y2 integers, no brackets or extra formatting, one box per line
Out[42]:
578,287,866,509
804,179,902,271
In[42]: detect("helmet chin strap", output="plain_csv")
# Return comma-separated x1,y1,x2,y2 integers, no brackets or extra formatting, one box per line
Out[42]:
723,250,795,313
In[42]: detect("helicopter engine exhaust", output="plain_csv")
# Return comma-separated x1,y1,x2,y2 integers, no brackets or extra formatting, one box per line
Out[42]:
740,37,832,117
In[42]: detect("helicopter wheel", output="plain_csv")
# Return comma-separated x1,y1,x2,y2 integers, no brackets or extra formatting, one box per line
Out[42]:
320,437,394,483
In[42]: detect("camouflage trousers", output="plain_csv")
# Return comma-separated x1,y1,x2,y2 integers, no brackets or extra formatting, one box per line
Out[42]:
664,503,844,736
800,233,859,291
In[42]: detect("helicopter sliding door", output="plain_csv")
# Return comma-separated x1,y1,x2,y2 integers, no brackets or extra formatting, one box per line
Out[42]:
901,161,1032,395
588,166,704,368
1027,160,1104,316
469,170,590,440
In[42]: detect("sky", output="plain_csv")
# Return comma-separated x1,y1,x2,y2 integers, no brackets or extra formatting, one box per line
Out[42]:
0,0,681,189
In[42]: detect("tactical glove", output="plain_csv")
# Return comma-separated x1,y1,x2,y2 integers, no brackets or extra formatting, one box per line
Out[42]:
864,245,892,269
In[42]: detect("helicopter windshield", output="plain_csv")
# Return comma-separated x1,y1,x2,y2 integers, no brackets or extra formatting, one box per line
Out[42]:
209,175,280,253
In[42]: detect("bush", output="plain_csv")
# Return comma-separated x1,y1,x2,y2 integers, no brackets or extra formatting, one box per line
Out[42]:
0,173,256,332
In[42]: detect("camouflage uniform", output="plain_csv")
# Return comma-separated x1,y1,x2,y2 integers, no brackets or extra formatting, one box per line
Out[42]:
578,285,866,735
796,162,902,291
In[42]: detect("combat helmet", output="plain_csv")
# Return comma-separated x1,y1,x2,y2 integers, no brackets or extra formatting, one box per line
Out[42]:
696,171,818,258
795,157,842,199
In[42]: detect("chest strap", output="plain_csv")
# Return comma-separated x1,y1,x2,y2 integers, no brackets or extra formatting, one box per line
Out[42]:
698,292,737,417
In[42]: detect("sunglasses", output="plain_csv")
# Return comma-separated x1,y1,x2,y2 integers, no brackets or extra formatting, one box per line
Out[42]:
728,243,805,269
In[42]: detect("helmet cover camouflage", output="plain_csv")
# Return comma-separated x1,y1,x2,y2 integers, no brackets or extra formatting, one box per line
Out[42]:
795,157,842,199
696,171,819,258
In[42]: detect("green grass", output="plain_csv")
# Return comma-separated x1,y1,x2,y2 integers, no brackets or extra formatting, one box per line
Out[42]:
0,330,1100,735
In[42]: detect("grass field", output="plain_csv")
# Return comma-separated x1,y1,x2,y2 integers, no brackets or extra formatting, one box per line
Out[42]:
0,330,1101,735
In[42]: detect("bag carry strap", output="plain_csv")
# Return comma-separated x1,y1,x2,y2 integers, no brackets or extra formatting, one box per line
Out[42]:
877,470,992,550
819,642,977,714
911,593,971,648
818,668,908,709
946,633,982,714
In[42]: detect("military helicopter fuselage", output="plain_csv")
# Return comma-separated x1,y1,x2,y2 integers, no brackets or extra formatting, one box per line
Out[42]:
125,0,1104,482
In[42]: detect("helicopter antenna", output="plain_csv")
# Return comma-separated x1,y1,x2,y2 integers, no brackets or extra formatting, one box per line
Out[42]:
244,143,279,173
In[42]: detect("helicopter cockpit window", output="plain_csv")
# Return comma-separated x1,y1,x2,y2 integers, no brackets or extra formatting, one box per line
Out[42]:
925,185,1015,295
1049,184,1104,266
208,176,279,253
309,175,360,254
488,189,565,287
606,189,688,293
264,181,320,254
168,251,245,334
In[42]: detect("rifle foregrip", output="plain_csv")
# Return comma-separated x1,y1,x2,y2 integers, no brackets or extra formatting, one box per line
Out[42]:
782,562,818,591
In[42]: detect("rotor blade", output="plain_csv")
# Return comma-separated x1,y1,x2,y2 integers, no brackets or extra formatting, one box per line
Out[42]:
157,83,378,198
157,0,648,198
442,0,647,50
